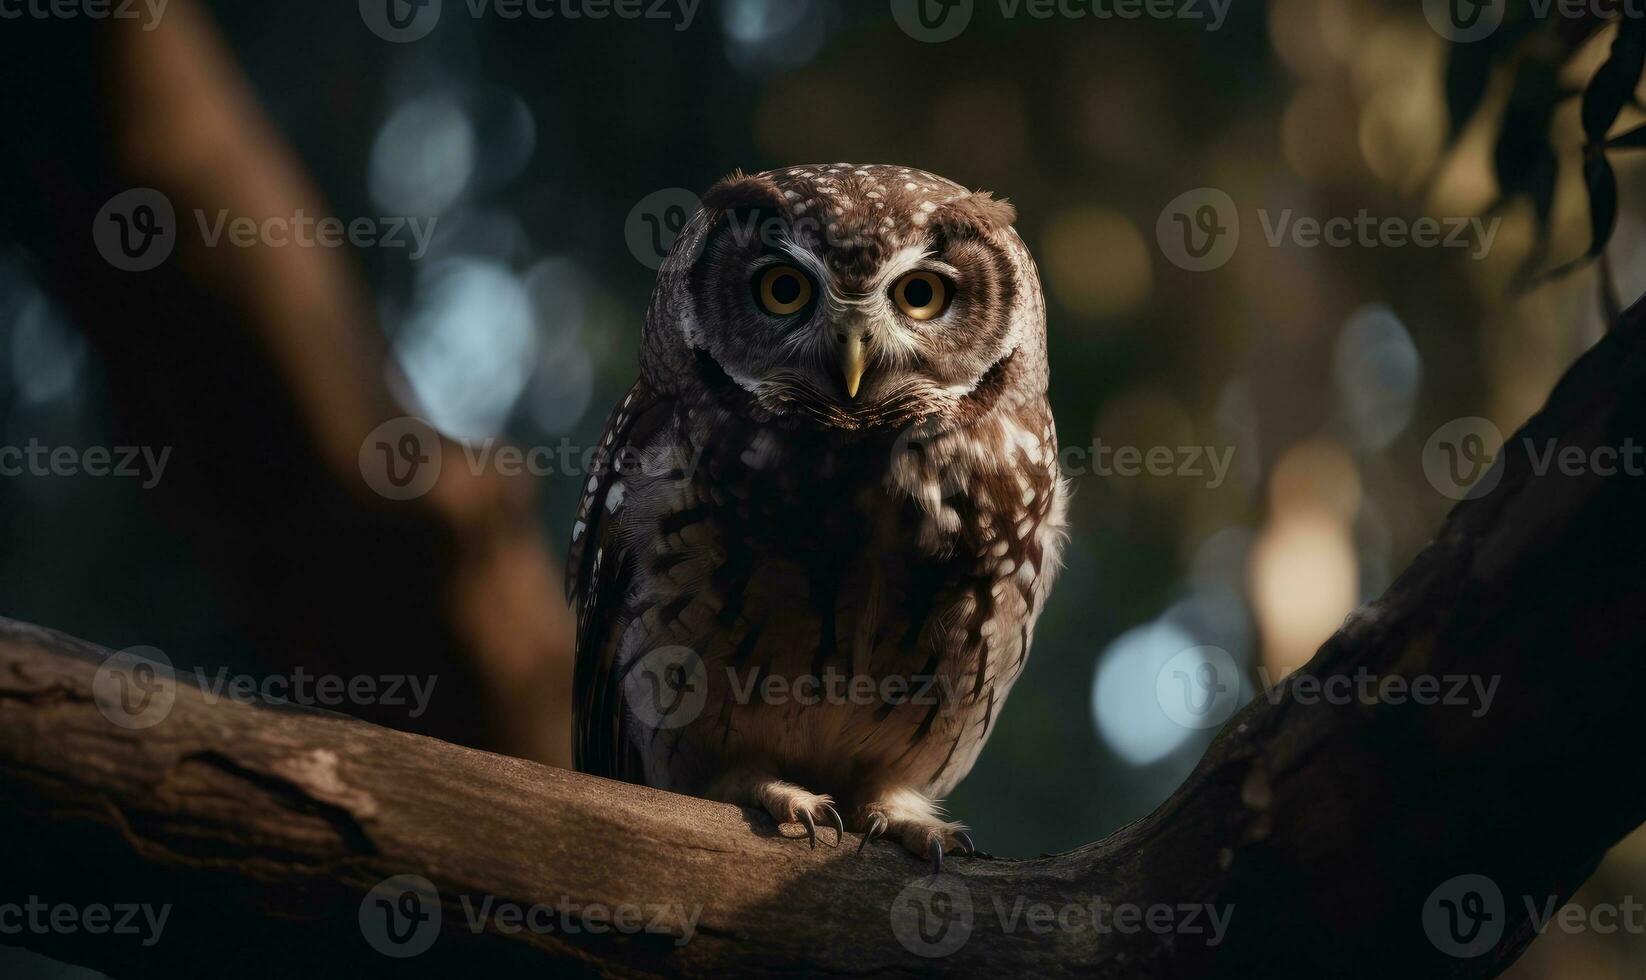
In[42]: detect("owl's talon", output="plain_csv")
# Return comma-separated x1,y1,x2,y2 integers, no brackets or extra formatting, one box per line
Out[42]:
927,838,944,876
955,830,975,855
800,808,819,848
822,803,846,847
858,813,888,854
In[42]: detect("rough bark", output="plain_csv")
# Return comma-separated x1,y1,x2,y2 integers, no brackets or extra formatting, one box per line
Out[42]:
5,299,1646,978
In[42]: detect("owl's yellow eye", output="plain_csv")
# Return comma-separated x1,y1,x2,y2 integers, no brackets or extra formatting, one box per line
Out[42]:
756,265,813,316
892,271,949,321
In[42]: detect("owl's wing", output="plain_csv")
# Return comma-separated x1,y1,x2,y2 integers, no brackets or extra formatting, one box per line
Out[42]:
567,378,673,780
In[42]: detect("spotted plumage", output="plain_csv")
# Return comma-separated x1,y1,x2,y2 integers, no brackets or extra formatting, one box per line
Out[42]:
570,164,1065,867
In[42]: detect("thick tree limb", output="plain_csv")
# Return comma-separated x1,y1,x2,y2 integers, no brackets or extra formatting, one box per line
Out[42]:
5,300,1646,977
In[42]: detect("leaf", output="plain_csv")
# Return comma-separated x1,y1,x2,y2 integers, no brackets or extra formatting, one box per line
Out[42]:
1607,121,1646,148
1445,42,1497,142
1584,150,1618,257
1581,15,1646,142
1494,60,1561,234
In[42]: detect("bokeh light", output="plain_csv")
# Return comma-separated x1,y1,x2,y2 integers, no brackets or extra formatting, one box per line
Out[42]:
391,258,537,440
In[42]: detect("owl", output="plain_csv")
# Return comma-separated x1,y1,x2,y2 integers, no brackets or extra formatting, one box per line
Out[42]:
569,164,1065,871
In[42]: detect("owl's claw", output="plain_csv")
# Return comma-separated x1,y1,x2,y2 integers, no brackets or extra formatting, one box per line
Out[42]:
857,812,888,854
856,795,971,873
797,806,842,848
823,803,846,846
735,777,845,848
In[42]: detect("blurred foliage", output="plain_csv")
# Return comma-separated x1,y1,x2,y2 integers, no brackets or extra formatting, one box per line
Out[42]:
1442,0,1643,285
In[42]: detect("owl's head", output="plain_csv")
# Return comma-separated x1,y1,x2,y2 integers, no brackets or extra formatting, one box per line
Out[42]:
643,164,1047,432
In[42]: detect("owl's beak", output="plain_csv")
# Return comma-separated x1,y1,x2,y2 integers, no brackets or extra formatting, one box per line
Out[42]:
838,330,868,400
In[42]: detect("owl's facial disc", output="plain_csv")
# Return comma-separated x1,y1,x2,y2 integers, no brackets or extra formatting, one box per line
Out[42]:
681,165,1028,430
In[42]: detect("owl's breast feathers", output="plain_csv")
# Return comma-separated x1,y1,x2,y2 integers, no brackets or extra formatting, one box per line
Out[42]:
569,378,1066,797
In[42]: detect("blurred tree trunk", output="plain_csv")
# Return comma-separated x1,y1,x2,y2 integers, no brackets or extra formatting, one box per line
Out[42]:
27,0,574,764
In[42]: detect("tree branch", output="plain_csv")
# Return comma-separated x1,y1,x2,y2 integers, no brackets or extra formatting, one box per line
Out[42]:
6,297,1646,977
